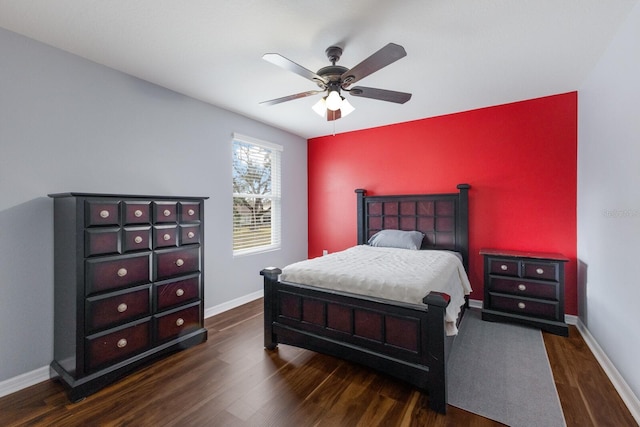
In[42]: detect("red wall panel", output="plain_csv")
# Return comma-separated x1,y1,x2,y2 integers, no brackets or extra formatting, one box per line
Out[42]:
307,92,578,314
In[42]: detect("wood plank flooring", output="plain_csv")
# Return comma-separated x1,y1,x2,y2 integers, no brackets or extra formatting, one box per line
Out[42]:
0,299,636,426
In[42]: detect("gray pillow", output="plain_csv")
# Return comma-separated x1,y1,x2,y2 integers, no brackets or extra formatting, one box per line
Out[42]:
367,229,425,250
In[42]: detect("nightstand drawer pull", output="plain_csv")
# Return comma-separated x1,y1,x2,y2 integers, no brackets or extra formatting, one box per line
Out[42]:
501,264,508,271
100,210,110,218
163,233,171,241
134,236,143,244
536,268,544,275
176,288,184,297
188,209,195,216
134,209,143,218
117,338,128,348
117,303,128,313
175,258,184,267
176,318,184,327
117,268,128,277
517,302,526,309
163,209,171,217
518,284,527,291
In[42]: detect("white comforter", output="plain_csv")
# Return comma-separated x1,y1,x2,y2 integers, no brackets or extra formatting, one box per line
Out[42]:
280,245,472,335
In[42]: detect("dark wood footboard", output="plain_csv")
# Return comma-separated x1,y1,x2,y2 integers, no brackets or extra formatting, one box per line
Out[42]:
261,267,453,414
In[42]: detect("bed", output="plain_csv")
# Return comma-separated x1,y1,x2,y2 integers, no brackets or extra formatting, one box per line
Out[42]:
260,184,471,413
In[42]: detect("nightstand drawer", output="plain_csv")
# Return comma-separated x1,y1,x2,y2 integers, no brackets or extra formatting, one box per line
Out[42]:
488,277,558,300
489,294,559,320
523,261,557,281
488,259,519,276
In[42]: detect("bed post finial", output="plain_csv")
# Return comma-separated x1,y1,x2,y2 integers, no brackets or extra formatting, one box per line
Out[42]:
355,189,367,245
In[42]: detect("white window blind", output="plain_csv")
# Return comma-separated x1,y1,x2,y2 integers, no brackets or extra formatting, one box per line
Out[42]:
232,133,282,255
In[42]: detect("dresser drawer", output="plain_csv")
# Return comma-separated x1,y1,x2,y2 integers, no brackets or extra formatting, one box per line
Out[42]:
488,258,519,276
523,261,557,281
123,201,151,225
85,228,120,257
489,293,559,320
153,225,178,249
179,201,201,223
85,201,120,226
154,202,178,223
86,320,151,371
156,275,200,311
155,304,202,343
123,227,152,253
86,286,151,332
180,224,201,245
86,253,151,295
488,277,558,300
155,247,200,280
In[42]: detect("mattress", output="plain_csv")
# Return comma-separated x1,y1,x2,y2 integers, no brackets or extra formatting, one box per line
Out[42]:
280,245,472,335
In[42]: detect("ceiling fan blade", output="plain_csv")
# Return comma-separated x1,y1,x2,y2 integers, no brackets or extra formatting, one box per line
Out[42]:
349,86,412,104
263,53,327,85
340,43,407,87
260,90,322,106
326,109,341,121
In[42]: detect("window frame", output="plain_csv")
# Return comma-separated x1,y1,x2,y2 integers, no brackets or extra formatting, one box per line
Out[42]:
232,133,282,256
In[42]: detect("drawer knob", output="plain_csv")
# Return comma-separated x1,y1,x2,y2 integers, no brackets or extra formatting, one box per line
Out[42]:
187,231,195,239
134,209,143,218
518,284,527,291
176,288,185,297
175,258,184,267
500,264,508,271
163,209,171,217
518,302,526,309
117,268,128,277
188,209,195,216
176,317,185,327
134,235,143,244
117,303,128,313
163,233,171,241
536,268,544,275
100,210,110,218
117,338,128,348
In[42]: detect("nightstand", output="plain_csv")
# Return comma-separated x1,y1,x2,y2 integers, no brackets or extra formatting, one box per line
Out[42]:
480,248,569,336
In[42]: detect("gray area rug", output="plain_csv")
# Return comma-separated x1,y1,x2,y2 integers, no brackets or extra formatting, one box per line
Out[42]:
447,309,566,427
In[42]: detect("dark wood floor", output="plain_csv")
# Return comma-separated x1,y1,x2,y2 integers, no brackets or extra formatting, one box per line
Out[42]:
0,299,636,426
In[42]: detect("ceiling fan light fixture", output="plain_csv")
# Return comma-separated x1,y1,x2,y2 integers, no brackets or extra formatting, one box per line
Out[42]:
312,98,327,117
340,98,355,117
325,89,343,111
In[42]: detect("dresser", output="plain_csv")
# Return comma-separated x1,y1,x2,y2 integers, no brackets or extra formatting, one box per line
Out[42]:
480,248,569,336
49,193,208,401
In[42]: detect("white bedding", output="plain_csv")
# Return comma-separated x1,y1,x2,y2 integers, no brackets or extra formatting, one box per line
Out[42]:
280,245,472,335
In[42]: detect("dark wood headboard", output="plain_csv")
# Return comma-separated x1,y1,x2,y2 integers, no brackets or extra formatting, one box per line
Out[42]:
356,184,470,271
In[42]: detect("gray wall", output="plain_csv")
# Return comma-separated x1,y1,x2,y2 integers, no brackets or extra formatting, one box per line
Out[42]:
0,28,308,382
578,1,640,402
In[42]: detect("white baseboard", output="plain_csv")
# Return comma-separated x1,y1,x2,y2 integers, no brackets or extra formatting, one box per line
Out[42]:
576,319,640,425
204,289,263,319
0,366,50,399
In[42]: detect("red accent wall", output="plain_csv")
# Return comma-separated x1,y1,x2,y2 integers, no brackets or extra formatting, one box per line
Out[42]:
307,92,578,315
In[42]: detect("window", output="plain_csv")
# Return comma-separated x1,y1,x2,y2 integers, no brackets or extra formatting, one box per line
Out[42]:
232,133,282,255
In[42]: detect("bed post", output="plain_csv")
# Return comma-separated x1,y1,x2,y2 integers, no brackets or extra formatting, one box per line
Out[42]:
423,291,451,414
261,267,281,350
355,189,367,245
456,183,471,272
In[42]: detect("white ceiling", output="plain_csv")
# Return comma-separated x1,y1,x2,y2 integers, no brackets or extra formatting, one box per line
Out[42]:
0,0,637,139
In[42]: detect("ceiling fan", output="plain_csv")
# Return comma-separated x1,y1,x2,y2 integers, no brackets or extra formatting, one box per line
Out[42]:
260,43,412,121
